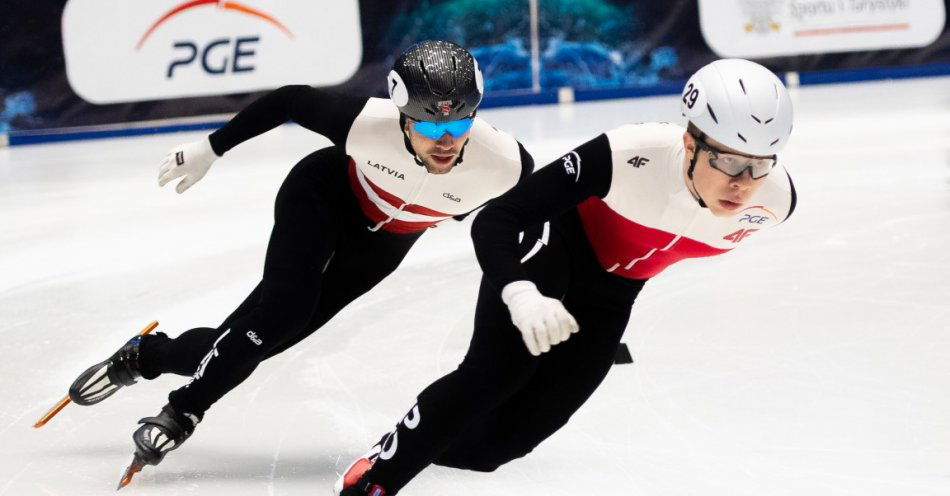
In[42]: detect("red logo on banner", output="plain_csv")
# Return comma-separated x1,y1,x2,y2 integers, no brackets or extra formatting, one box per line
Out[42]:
136,0,294,50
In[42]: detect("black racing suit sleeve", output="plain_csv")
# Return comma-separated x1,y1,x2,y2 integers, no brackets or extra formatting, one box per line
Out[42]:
471,133,613,291
453,141,535,222
516,141,536,182
208,85,368,156
782,170,797,222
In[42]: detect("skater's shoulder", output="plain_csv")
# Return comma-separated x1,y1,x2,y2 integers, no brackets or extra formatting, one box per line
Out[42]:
357,98,401,120
605,122,685,152
467,117,522,163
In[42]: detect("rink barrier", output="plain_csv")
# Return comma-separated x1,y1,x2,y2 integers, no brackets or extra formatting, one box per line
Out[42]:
795,62,950,85
6,120,227,147
4,62,949,147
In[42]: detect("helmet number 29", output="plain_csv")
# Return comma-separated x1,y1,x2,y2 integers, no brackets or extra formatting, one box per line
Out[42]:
682,83,699,109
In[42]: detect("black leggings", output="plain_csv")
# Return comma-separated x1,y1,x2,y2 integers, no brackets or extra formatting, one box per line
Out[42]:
363,211,645,493
137,146,422,415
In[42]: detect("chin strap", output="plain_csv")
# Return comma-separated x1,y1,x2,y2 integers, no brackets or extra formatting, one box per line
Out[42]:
455,138,469,166
686,134,708,209
399,114,425,166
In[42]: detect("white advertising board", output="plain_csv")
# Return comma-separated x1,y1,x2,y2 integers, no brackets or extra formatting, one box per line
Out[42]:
62,0,362,104
700,0,945,58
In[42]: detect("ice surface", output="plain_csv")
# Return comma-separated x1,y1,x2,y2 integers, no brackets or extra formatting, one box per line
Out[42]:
2,76,949,495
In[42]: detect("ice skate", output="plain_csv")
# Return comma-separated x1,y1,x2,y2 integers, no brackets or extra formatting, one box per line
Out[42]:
118,404,200,489
34,321,157,428
68,329,153,406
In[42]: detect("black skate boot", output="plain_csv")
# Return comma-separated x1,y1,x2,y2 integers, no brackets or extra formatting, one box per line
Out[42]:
132,404,200,465
117,404,200,489
68,332,156,406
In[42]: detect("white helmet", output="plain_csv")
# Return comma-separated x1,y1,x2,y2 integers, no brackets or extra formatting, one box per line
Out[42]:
681,59,793,156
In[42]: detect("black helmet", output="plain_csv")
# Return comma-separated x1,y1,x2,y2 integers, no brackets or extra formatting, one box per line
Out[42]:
387,40,484,123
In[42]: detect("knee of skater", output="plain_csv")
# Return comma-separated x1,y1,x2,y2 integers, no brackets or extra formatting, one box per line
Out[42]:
457,360,536,392
435,443,532,472
433,450,503,473
214,328,276,359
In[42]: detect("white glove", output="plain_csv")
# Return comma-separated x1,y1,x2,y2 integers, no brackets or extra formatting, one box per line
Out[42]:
501,280,579,356
158,137,219,193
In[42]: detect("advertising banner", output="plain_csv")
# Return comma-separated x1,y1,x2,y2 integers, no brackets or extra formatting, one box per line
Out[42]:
62,0,362,103
700,0,946,58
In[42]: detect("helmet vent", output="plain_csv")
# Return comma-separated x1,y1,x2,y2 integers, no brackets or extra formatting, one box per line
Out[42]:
739,78,747,95
706,103,719,124
737,133,747,143
751,114,761,123
764,117,774,124
770,138,780,146
418,59,454,97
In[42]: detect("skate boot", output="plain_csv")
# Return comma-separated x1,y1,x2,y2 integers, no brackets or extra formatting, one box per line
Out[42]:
68,332,157,405
117,404,200,489
334,453,388,496
133,404,199,465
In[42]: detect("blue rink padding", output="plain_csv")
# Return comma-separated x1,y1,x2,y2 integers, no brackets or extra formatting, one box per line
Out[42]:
797,62,950,85
5,62,950,147
572,80,687,102
480,89,560,108
7,121,227,147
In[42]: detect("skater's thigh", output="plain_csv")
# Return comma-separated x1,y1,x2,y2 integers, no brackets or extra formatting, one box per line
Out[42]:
451,285,639,466
263,148,345,277
314,226,420,322
263,227,421,357
250,148,352,349
219,282,263,330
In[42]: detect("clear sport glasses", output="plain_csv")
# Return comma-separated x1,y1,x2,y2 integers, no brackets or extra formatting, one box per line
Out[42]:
694,134,776,179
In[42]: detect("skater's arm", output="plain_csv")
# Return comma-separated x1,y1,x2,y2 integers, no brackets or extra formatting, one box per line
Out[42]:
158,87,365,193
210,86,367,154
517,141,536,182
783,170,797,222
472,134,613,291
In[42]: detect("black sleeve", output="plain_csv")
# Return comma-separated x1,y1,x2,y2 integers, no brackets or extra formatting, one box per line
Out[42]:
208,85,368,155
782,170,797,222
471,133,613,291
516,141,535,182
452,141,535,222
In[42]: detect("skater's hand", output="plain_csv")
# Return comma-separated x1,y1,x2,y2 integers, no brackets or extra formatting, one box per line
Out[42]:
501,280,579,356
158,137,219,193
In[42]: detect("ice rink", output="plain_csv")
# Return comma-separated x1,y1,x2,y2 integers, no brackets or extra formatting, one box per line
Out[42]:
2,75,949,495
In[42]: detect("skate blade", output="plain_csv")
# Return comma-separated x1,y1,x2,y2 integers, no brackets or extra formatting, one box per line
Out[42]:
33,321,159,429
33,396,72,428
117,454,146,490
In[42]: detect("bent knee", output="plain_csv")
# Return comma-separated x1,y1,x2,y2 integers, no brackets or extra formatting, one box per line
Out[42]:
434,443,533,472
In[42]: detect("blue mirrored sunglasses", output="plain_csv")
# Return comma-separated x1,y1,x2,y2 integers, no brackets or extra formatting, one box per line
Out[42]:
412,118,474,140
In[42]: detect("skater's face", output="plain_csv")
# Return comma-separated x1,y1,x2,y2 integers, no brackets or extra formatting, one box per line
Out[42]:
683,132,770,217
405,118,471,174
